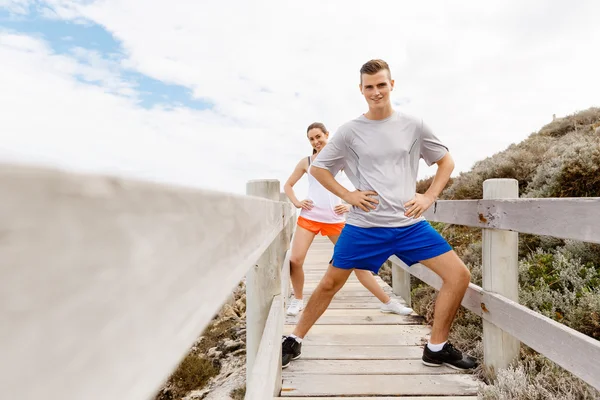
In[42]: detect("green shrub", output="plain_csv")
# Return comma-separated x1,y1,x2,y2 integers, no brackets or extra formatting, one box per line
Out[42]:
401,107,600,399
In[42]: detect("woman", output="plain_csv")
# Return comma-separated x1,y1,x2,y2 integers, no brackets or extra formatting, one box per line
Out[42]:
283,122,413,316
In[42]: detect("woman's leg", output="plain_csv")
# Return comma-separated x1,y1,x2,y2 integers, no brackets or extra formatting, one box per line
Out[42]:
289,225,317,301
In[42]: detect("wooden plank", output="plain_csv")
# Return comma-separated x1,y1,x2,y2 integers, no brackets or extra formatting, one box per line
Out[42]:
389,257,600,391
302,289,393,298
246,295,283,399
277,397,478,400
302,296,386,303
299,345,424,360
423,198,600,244
285,359,462,375
281,374,478,396
286,308,422,325
283,325,430,346
0,164,296,400
302,282,390,289
312,302,387,309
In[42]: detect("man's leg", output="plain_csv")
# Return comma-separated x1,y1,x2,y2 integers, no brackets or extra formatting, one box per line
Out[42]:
282,264,352,368
419,250,471,343
418,249,476,370
292,263,352,337
283,224,393,368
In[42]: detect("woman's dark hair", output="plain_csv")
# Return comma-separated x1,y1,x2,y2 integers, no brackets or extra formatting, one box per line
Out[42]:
307,122,328,135
307,122,327,156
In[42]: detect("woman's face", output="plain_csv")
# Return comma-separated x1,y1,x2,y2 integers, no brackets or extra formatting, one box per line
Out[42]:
307,128,328,152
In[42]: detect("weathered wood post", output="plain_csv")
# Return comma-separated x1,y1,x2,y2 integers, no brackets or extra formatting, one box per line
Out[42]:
391,260,412,307
482,178,520,373
246,180,283,378
279,192,296,306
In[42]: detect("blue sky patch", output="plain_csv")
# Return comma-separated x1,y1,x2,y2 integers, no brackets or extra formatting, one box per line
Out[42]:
0,8,212,110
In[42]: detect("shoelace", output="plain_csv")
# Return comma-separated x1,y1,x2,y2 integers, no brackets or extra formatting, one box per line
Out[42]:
282,337,297,351
289,299,302,308
444,343,462,357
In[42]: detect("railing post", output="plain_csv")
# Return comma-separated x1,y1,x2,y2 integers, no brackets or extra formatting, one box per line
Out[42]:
279,193,296,306
279,192,296,253
482,178,520,373
391,260,412,307
246,180,283,384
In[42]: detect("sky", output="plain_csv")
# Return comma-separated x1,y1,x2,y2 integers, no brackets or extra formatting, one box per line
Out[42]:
1,0,599,197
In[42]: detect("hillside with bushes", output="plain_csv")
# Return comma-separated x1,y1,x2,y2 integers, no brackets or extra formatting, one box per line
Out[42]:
406,107,600,399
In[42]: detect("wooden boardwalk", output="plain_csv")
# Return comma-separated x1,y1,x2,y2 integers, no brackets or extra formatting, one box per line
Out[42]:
277,236,479,399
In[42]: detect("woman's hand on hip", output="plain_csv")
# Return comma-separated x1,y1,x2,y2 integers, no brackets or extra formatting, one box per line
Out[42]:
296,199,314,210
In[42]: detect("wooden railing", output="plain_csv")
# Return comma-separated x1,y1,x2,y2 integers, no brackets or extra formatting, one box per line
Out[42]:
389,178,600,391
0,165,295,400
244,181,296,399
3,165,598,399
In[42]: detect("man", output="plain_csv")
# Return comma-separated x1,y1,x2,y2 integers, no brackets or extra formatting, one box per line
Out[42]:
281,59,476,371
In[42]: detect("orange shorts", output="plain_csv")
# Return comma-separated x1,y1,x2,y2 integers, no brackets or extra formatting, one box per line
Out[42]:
297,216,345,236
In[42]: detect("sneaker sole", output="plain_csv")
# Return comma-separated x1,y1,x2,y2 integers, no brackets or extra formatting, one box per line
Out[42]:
422,359,473,371
422,360,442,367
380,309,413,316
282,354,301,369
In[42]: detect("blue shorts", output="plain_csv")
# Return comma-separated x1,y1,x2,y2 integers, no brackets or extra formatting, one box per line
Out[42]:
331,221,452,273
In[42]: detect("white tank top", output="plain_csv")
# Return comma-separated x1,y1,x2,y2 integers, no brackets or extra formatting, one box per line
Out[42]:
299,156,346,224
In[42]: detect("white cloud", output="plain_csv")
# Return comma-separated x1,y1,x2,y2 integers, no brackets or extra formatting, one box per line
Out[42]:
1,0,600,198
0,32,290,193
0,0,33,14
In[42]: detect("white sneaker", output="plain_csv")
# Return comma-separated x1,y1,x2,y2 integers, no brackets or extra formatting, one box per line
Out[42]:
286,298,304,316
381,298,413,316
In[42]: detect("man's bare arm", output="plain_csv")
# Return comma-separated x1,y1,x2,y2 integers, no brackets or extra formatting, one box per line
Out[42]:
405,152,454,218
424,152,455,200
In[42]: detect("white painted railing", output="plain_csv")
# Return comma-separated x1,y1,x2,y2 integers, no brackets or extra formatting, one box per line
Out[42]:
3,166,597,398
391,178,600,390
245,181,296,399
0,165,295,400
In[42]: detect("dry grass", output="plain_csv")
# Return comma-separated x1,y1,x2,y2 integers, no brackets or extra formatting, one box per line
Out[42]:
154,297,242,399
230,386,246,400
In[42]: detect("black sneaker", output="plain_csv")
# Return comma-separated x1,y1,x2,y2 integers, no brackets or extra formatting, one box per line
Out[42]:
422,342,477,371
282,336,302,368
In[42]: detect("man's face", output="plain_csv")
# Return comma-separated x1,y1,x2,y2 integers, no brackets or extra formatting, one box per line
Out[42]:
359,70,394,110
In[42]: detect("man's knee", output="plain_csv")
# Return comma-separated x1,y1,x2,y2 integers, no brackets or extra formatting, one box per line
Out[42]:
453,262,471,287
319,271,347,293
319,275,338,292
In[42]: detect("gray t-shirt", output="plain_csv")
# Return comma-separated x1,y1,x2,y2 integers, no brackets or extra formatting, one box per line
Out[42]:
312,111,448,228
